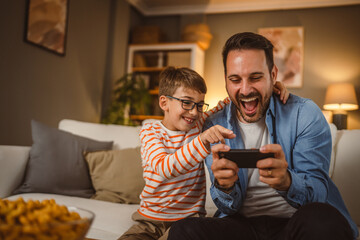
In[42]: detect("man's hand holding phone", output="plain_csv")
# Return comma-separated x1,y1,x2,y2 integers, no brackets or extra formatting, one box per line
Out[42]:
257,144,291,191
211,144,239,191
212,144,291,192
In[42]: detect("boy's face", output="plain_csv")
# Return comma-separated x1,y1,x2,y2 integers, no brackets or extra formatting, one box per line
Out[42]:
160,86,205,132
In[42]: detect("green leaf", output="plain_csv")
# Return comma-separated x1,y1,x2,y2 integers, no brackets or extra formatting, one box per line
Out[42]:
101,72,152,125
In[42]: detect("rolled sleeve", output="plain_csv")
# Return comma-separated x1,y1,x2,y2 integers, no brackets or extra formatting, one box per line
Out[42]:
210,182,242,215
277,170,305,208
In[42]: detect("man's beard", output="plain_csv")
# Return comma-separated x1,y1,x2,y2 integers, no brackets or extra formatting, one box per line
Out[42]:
234,91,271,123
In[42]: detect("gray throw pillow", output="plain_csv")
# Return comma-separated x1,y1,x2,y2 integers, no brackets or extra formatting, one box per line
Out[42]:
13,120,113,198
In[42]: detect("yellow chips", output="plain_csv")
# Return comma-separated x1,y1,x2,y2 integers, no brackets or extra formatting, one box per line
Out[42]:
0,198,91,240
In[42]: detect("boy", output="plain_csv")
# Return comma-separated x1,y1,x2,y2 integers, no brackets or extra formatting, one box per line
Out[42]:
119,67,288,240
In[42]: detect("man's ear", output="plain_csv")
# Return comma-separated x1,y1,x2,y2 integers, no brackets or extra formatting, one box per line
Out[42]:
159,95,168,111
271,65,278,85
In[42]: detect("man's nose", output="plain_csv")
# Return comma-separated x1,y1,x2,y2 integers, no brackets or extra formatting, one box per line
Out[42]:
239,80,252,96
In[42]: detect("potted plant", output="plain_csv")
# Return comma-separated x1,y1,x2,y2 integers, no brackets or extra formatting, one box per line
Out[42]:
101,73,151,125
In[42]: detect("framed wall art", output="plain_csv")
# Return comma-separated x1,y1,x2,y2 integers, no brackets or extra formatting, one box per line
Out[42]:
258,27,304,88
24,0,69,56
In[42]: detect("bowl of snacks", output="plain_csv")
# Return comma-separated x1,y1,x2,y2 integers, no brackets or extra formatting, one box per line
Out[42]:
0,197,95,240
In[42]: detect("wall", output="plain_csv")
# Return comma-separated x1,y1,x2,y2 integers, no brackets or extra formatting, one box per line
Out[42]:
128,8,181,43
204,5,360,129
135,5,360,129
101,0,131,118
1,3,358,147
0,0,130,146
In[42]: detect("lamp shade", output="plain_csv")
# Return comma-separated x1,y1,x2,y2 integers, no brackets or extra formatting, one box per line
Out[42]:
323,83,359,111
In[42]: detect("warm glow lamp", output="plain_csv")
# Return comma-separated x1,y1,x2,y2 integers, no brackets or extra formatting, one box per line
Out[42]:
323,83,358,129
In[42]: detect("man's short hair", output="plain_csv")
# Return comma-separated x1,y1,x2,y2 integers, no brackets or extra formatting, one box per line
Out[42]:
222,32,274,75
159,67,207,97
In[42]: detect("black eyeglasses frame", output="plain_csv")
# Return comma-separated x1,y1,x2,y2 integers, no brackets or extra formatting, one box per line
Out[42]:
166,96,209,113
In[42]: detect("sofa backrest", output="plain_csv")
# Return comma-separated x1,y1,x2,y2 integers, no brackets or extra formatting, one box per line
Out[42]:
59,119,142,150
1,119,358,227
58,120,351,219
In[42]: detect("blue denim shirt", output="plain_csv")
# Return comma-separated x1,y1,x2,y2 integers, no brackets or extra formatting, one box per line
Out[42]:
203,93,358,239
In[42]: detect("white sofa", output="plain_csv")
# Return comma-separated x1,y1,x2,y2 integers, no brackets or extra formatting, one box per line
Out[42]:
0,119,359,239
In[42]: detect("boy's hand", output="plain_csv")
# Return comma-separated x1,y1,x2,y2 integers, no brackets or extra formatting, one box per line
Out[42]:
200,125,236,151
273,81,289,104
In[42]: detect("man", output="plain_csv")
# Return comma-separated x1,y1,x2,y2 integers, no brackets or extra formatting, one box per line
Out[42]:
168,32,358,240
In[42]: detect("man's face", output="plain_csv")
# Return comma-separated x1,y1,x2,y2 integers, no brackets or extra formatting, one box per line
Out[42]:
225,49,277,123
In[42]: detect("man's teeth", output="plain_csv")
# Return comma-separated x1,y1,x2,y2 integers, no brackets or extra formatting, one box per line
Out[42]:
241,97,257,102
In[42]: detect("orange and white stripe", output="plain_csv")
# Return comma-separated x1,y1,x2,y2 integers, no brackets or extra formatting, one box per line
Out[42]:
138,98,230,221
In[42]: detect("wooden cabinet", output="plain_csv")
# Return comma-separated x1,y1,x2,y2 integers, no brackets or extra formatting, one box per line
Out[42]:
127,42,205,122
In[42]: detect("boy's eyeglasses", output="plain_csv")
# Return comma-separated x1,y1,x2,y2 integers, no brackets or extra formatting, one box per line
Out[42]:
166,96,209,113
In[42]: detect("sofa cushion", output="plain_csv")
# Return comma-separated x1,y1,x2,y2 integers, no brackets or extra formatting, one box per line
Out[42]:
59,119,142,150
13,120,113,198
85,148,144,204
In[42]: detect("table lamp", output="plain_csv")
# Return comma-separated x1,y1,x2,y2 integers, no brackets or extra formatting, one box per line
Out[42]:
323,83,358,129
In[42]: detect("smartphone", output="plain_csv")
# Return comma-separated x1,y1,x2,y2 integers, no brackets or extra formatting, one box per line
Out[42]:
218,149,274,168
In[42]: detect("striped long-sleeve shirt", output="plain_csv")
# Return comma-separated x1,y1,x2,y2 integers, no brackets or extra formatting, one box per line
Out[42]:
138,97,230,221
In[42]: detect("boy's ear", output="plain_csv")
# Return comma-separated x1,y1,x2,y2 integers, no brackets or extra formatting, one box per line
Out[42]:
159,95,169,111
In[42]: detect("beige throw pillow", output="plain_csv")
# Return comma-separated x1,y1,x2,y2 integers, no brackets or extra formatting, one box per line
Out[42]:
85,147,144,204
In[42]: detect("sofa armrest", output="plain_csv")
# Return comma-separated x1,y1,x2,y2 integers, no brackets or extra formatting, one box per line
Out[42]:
0,145,30,198
331,129,360,228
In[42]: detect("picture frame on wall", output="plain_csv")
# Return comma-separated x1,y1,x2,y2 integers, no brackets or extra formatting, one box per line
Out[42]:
24,0,69,56
258,26,304,88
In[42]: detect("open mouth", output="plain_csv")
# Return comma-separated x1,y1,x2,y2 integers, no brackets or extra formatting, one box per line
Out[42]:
240,97,259,116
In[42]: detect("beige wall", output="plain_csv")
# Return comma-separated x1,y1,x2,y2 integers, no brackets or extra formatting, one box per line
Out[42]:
139,5,360,129
0,0,130,146
1,3,359,146
203,6,360,129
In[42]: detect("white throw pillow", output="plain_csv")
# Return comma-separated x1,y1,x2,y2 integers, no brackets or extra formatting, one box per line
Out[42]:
58,119,142,150
204,164,217,217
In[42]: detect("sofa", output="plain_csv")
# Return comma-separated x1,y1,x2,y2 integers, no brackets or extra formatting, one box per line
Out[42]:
0,119,359,239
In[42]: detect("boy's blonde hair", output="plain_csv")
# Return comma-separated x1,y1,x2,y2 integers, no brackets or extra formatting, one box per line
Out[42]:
158,67,207,97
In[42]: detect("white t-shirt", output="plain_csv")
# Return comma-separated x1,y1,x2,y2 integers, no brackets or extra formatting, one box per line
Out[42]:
237,117,296,218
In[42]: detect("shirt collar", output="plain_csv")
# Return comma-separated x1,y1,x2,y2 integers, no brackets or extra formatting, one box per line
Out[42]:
268,93,276,118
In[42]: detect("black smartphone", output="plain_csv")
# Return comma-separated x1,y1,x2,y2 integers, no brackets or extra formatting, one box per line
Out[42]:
218,149,274,168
